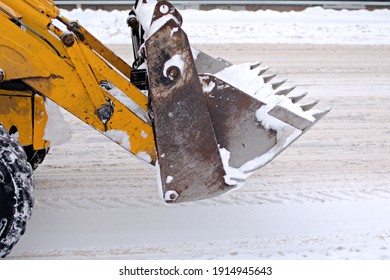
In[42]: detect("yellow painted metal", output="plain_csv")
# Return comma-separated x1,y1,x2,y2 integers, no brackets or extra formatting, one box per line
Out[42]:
79,42,149,111
0,90,34,146
23,0,59,18
2,0,59,29
1,0,68,60
0,2,21,19
0,90,48,149
0,36,51,81
33,94,49,150
0,0,156,163
57,16,147,109
70,20,132,78
65,39,111,111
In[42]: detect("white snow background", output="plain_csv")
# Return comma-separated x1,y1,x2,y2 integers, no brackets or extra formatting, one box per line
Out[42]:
59,7,390,45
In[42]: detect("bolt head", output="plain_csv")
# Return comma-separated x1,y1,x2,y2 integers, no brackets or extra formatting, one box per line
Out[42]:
97,104,114,123
160,4,169,14
164,190,179,202
61,33,75,47
167,66,180,81
127,15,138,29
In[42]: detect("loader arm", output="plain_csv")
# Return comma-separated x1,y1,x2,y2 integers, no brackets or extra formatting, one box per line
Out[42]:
0,0,156,163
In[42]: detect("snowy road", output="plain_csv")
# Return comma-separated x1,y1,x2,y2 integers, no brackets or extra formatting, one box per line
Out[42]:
9,44,390,259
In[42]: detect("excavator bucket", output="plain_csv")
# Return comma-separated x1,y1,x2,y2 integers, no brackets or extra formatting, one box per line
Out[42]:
132,0,330,203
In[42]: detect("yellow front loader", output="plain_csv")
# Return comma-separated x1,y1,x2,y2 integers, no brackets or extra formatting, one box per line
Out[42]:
0,0,329,257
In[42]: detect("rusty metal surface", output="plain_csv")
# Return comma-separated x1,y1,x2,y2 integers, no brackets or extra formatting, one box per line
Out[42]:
145,19,232,203
201,74,277,168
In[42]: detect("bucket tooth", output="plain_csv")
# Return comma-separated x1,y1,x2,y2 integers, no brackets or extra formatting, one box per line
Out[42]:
263,74,277,83
250,62,262,70
300,100,320,111
312,108,331,121
302,108,331,133
272,79,287,90
290,92,308,103
258,67,269,76
275,86,296,96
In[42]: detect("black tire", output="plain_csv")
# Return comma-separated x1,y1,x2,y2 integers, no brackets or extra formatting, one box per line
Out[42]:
0,123,34,258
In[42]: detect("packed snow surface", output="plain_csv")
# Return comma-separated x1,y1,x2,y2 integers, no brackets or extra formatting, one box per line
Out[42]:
6,5,390,260
60,7,390,45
